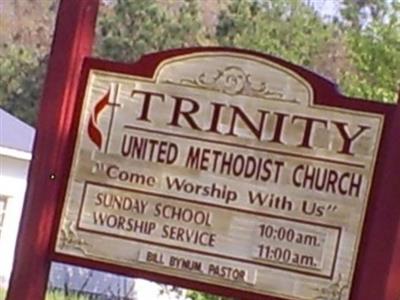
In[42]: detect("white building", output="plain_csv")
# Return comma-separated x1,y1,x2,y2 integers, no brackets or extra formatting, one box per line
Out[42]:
0,109,184,300
0,109,34,289
0,109,137,298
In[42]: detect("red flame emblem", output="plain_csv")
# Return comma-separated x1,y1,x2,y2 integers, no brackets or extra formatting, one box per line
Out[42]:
87,90,110,150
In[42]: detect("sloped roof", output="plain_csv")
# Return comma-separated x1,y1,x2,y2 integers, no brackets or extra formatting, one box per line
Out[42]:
0,109,35,153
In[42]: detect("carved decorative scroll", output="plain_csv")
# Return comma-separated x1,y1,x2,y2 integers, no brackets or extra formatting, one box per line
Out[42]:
59,221,90,255
163,66,296,101
313,274,349,300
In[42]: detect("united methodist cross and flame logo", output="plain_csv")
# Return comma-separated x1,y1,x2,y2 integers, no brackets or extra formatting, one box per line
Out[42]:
87,88,112,151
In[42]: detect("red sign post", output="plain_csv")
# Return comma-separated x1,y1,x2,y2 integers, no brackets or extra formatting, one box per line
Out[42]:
6,1,400,299
6,1,99,299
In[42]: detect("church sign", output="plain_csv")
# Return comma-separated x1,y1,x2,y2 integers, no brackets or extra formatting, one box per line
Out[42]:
6,2,400,300
55,51,384,300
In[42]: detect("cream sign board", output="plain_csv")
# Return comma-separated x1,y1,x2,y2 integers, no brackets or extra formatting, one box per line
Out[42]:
56,52,383,300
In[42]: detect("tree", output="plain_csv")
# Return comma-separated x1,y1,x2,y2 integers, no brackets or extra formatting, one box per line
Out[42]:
215,0,335,76
340,0,389,29
0,46,48,125
0,0,58,125
96,0,203,62
2,0,398,126
339,0,400,102
47,263,137,299
186,291,231,300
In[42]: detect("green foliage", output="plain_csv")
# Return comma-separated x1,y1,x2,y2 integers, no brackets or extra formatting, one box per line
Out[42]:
45,289,89,300
216,0,333,67
340,0,389,29
0,288,6,300
340,0,400,102
0,45,47,125
0,288,89,300
186,290,232,300
97,0,202,62
1,0,399,127
0,0,56,126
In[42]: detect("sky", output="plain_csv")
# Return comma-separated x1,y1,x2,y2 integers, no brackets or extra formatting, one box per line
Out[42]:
135,279,187,300
309,0,341,17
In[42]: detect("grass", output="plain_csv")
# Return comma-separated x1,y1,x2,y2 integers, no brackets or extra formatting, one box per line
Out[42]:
0,288,89,300
0,288,6,300
45,290,89,300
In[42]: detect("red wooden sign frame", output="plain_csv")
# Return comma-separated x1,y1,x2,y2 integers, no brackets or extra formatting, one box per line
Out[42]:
6,1,400,299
